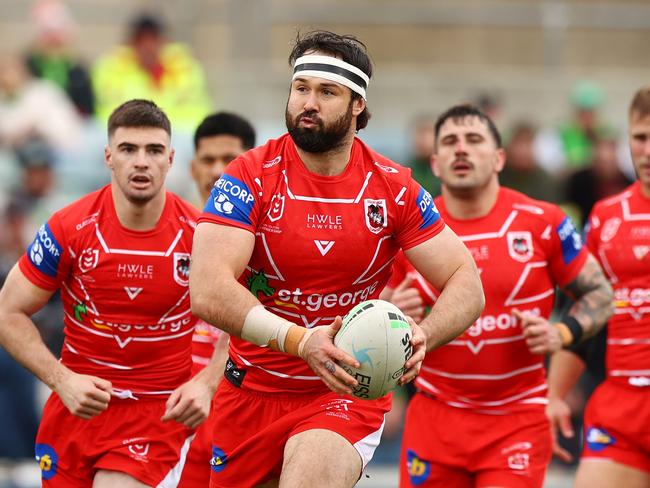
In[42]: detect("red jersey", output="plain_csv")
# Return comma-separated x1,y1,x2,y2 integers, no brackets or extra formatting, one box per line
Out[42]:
586,182,650,386
199,133,444,394
390,187,588,413
19,185,199,397
191,319,222,373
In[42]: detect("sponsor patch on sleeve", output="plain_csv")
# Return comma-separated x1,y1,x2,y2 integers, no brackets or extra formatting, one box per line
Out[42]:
416,186,440,230
203,174,255,226
557,216,583,264
27,223,62,277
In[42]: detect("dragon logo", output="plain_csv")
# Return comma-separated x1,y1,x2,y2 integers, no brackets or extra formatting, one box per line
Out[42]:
246,269,275,299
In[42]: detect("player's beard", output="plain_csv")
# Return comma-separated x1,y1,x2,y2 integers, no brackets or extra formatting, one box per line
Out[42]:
286,100,353,153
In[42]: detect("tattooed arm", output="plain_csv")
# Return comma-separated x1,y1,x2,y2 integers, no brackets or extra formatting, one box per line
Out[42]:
517,253,613,355
560,253,614,342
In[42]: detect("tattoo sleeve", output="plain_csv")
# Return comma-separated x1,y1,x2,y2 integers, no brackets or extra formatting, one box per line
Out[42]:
561,253,614,342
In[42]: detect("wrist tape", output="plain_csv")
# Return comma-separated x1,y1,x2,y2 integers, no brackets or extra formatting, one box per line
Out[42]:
241,305,306,356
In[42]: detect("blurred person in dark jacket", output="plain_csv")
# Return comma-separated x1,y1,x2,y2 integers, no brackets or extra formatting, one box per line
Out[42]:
500,122,561,203
565,132,633,227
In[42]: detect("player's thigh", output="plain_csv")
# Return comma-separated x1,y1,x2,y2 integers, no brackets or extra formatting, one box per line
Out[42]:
280,429,361,488
93,469,151,488
575,459,650,488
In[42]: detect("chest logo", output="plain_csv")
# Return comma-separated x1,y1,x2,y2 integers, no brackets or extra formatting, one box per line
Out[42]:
507,231,534,263
247,269,275,299
173,253,190,286
124,287,143,300
78,248,99,273
314,240,335,256
364,199,387,234
633,245,650,261
601,217,621,243
268,193,285,222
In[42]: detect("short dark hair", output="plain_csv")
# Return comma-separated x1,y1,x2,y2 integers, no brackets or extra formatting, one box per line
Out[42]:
434,104,502,149
107,99,171,138
129,13,164,41
288,30,372,131
194,112,256,150
629,86,650,120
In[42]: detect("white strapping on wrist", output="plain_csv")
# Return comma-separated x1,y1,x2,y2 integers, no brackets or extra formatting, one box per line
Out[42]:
242,305,305,355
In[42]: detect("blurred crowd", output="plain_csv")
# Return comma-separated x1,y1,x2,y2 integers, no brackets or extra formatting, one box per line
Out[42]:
0,0,638,475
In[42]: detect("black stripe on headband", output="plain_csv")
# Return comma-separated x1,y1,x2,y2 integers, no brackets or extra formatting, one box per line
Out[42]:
293,63,367,90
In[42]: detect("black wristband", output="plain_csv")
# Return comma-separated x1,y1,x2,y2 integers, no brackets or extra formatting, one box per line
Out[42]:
562,315,583,346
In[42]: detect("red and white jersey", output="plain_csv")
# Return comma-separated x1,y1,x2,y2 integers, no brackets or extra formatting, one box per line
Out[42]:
190,319,222,374
586,181,650,386
199,133,444,394
19,185,199,398
390,187,588,413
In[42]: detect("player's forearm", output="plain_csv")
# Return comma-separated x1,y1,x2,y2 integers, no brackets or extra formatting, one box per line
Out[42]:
562,254,614,342
420,261,484,351
190,275,259,337
0,311,69,390
547,349,585,400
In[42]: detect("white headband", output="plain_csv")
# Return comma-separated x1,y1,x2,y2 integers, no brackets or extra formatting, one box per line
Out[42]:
292,55,369,100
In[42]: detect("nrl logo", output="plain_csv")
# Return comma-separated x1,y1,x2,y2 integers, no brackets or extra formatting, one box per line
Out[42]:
78,248,99,273
364,199,387,234
507,231,534,263
173,252,190,286
267,193,285,222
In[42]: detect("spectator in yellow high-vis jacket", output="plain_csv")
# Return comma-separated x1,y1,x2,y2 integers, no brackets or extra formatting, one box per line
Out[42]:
92,14,211,131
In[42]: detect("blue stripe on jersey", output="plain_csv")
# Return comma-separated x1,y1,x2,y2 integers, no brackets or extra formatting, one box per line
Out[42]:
557,216,583,264
416,186,441,230
203,174,255,226
27,223,62,277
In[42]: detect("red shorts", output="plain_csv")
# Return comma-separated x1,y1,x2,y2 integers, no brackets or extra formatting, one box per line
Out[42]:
581,379,650,472
35,393,194,487
209,379,390,488
400,393,552,488
177,393,220,487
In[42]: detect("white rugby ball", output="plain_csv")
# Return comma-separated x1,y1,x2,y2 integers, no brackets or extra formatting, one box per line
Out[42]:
334,299,413,400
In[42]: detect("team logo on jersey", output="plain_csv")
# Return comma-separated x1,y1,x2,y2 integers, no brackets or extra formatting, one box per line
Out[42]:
127,442,150,460
78,248,99,273
406,450,430,486
507,231,534,263
247,269,275,299
28,223,62,277
374,161,398,173
601,217,621,243
557,216,583,264
364,199,387,234
586,427,616,452
173,253,190,286
35,443,58,480
267,193,285,222
507,453,530,471
210,446,228,473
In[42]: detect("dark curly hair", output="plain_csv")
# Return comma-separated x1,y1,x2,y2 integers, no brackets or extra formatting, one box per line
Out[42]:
288,30,373,131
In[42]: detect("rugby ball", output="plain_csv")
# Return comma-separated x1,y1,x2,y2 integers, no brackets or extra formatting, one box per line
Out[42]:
334,299,413,400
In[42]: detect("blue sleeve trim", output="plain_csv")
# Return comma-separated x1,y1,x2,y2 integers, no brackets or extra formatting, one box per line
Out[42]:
26,223,63,277
203,174,255,227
